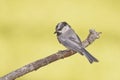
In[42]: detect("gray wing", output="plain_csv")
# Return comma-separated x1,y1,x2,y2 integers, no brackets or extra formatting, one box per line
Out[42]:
69,29,82,45
67,36,98,63
61,36,84,55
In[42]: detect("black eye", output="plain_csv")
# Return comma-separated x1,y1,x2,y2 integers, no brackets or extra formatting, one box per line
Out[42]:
56,24,62,31
58,27,62,30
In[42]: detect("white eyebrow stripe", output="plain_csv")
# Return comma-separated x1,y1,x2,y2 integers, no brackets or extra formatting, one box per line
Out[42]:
57,23,64,30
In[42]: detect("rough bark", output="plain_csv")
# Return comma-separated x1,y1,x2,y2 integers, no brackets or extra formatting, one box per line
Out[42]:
0,29,101,80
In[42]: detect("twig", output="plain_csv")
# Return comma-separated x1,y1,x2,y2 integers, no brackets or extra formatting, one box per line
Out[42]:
0,29,101,80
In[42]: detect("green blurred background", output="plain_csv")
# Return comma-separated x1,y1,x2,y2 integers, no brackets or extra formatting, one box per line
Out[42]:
0,0,120,80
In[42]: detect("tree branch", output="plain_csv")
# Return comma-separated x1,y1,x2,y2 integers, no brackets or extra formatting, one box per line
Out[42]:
0,29,101,80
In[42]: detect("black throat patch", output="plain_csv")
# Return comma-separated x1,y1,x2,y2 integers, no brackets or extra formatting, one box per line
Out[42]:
56,32,61,36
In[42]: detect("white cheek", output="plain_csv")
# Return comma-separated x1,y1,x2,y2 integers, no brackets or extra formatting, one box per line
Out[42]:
61,26,69,33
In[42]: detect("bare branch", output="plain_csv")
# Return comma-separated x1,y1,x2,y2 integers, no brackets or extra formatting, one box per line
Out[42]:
0,29,101,80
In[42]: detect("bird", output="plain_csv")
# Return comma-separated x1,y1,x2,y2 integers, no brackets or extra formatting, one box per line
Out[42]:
54,21,98,63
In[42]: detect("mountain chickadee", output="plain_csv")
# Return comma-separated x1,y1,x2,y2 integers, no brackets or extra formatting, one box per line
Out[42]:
54,22,98,63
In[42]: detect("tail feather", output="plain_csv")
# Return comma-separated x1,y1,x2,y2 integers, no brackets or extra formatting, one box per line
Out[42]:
79,48,99,63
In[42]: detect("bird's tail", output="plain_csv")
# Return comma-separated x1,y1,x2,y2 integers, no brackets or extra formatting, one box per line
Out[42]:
80,48,99,63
